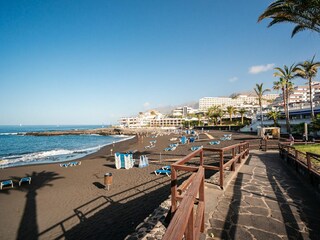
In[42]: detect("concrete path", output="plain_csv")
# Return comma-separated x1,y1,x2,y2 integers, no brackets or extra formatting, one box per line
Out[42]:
205,150,320,240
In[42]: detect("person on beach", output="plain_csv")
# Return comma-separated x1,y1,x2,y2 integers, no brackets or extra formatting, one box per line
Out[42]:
289,134,294,146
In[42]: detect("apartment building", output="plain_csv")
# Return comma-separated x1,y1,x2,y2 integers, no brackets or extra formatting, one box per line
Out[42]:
199,94,278,112
172,106,198,117
273,82,320,106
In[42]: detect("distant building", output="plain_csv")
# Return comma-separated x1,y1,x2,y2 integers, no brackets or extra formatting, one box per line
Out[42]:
273,82,320,107
199,93,279,112
172,106,198,117
119,110,183,128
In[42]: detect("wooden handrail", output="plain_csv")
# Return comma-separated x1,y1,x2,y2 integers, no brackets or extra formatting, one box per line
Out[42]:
166,142,249,239
163,167,204,240
278,143,320,177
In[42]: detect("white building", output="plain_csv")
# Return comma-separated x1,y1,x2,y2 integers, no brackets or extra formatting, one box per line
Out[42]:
273,82,320,107
119,110,184,128
172,106,198,117
199,94,279,112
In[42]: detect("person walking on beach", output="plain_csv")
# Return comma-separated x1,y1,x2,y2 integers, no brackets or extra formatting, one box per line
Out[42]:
289,134,294,146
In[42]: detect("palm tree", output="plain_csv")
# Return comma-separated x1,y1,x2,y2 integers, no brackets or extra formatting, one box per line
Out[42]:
207,106,220,125
295,56,320,119
196,113,204,126
238,108,247,125
274,64,298,133
258,0,320,37
267,110,282,126
273,77,293,131
216,108,225,126
254,83,270,128
226,106,236,123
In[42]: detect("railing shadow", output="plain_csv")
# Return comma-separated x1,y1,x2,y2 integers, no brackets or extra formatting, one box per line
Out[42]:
37,172,190,239
212,151,320,239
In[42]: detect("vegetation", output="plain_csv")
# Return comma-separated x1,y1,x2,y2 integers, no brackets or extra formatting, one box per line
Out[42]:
295,56,320,119
226,106,237,122
294,144,320,155
310,114,320,133
273,64,298,134
267,110,281,126
254,83,270,127
258,0,320,37
238,108,247,125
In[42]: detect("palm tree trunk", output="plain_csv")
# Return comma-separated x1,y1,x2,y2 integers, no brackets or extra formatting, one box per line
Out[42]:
241,115,244,124
285,86,291,134
309,78,315,119
260,104,263,127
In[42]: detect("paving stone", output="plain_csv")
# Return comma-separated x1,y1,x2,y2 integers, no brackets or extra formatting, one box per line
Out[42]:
231,214,287,235
243,206,269,216
243,196,267,208
247,228,282,240
229,225,253,240
207,228,229,239
206,151,320,240
209,218,231,230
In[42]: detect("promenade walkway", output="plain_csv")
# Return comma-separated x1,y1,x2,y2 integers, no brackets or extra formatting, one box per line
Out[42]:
206,150,320,240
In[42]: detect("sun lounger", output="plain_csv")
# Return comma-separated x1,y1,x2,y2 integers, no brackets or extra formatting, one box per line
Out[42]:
19,177,31,186
165,146,176,151
145,145,155,149
180,136,187,144
154,169,171,177
70,161,81,166
161,165,171,170
0,179,13,190
170,138,177,141
209,141,220,145
169,143,179,148
191,146,203,151
60,163,70,167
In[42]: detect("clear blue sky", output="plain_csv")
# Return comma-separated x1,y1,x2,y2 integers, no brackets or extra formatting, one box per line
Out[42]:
1,0,319,125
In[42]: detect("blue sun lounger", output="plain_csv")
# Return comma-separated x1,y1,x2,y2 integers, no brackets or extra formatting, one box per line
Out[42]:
154,169,171,177
0,180,13,190
180,136,187,144
191,146,203,151
209,141,220,145
165,146,176,151
19,177,31,186
161,165,171,170
60,163,70,168
70,161,81,166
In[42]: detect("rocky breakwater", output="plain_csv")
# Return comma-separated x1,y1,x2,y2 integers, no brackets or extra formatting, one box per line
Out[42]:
24,128,164,136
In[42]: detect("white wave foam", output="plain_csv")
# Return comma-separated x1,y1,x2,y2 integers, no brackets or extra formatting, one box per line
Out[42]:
0,133,18,135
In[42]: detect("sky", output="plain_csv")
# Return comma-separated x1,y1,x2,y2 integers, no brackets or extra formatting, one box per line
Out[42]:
0,0,319,125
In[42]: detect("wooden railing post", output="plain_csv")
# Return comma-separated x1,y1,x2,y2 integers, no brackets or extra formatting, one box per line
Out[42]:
220,151,224,189
200,148,204,166
185,209,194,240
171,167,178,214
199,172,205,232
306,153,313,184
232,148,236,170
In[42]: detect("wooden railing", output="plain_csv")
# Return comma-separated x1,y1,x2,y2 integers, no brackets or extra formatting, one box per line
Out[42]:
278,143,320,192
164,142,249,240
163,167,205,240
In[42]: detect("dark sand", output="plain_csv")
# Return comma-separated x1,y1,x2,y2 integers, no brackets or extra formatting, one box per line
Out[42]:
0,130,261,240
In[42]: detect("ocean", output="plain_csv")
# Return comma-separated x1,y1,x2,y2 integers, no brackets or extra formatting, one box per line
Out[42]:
0,125,131,168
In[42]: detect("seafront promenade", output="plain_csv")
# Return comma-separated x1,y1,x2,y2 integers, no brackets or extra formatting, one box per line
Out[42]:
205,150,320,240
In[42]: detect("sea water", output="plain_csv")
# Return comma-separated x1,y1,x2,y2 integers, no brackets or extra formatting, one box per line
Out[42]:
0,125,131,168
